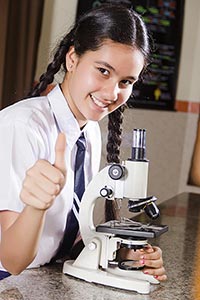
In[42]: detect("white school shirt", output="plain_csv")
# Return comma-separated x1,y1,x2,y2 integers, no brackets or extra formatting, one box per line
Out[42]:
0,85,102,271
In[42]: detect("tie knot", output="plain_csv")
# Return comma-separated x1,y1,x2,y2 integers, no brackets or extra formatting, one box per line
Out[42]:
76,133,86,151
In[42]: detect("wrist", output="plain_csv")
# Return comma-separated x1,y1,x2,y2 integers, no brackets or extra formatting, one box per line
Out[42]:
24,205,47,216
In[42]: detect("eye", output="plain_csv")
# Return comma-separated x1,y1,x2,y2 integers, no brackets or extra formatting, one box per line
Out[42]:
120,79,134,87
98,68,109,76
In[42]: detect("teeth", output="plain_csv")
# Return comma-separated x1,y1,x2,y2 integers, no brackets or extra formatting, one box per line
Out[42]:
91,95,108,108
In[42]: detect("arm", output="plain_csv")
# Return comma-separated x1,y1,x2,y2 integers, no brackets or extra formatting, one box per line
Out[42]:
0,133,66,274
189,119,200,186
0,207,46,274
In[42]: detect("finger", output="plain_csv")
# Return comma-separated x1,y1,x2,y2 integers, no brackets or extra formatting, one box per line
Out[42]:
154,274,167,282
20,188,55,210
23,179,59,203
27,160,65,185
26,169,61,196
54,133,67,175
143,257,163,269
143,266,167,279
142,246,162,260
144,244,154,253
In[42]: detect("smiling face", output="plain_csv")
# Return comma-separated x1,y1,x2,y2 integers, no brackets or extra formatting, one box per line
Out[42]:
61,40,145,128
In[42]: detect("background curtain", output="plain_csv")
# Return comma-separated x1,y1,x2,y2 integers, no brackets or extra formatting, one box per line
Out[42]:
0,0,44,109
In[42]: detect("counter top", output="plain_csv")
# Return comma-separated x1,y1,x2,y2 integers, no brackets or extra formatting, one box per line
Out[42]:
1,192,200,300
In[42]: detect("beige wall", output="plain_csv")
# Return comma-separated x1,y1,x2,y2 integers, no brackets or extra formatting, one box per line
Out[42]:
36,0,78,80
176,0,200,103
36,0,200,208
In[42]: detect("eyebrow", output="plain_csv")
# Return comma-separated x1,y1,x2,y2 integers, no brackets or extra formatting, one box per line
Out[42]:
94,60,138,81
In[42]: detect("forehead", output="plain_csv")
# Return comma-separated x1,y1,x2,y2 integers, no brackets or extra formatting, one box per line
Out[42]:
82,40,145,77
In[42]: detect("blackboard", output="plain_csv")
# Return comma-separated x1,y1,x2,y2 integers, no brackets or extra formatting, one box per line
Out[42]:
76,0,185,111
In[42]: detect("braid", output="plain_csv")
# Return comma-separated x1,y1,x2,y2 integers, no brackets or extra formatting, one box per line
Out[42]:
106,106,125,163
105,105,126,221
28,30,75,98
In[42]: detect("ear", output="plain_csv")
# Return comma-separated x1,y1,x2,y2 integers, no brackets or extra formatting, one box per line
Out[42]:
65,46,78,71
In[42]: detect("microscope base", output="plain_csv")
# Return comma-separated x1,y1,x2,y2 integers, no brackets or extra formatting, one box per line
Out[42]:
63,260,159,294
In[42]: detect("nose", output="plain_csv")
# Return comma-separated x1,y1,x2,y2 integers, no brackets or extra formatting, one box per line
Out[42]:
101,81,119,102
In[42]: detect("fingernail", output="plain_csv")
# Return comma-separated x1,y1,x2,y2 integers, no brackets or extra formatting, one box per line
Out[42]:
154,275,158,279
144,271,149,274
140,259,145,265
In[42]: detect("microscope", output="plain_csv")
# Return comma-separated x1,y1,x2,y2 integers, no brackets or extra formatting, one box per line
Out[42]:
63,129,168,294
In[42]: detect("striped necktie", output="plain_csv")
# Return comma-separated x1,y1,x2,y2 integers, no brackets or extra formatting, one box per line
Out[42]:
54,133,86,260
72,132,86,221
0,271,10,280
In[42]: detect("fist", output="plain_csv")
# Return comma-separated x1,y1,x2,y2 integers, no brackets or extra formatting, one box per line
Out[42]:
20,133,67,210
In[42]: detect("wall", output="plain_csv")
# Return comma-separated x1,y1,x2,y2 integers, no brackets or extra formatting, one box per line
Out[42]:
35,0,200,208
36,0,78,80
176,0,200,105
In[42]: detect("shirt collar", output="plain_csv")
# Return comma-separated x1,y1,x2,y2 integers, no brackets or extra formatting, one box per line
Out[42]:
47,84,93,148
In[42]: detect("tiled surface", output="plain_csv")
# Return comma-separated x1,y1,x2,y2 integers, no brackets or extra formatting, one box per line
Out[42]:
1,193,200,300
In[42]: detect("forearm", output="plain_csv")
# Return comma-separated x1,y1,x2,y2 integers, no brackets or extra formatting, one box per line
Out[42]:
190,120,200,186
0,206,46,274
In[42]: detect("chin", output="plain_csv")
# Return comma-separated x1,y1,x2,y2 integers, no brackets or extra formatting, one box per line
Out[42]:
84,110,107,122
91,113,108,122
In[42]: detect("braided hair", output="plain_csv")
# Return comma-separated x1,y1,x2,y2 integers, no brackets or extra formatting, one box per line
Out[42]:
105,105,126,221
28,4,150,221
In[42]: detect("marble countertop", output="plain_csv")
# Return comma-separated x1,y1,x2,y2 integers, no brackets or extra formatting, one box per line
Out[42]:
1,192,200,300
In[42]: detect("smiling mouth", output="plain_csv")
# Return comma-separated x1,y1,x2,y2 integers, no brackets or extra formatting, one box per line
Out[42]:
90,94,110,109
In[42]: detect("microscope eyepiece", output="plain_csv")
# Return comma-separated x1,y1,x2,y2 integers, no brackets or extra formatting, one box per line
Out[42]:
132,129,146,161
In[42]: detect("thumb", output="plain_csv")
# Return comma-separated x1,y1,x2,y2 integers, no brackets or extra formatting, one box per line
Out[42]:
144,244,154,253
54,132,66,175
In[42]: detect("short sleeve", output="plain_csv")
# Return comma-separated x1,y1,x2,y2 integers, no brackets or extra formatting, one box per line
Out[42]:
0,121,42,213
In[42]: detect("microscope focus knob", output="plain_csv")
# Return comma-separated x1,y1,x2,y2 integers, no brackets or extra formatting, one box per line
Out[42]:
88,242,97,251
100,186,113,198
108,164,125,180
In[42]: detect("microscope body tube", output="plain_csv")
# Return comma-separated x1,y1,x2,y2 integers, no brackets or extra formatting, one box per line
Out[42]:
124,160,149,199
124,129,149,199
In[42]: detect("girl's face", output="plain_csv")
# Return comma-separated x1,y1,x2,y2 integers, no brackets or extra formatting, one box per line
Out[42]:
62,40,144,128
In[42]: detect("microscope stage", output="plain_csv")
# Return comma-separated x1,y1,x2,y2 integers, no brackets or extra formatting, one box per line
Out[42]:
96,221,168,239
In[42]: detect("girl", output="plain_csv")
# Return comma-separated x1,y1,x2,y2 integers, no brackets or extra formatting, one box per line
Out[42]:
0,4,166,281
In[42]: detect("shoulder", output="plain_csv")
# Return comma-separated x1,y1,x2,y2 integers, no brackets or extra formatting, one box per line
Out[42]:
0,96,54,133
0,96,58,160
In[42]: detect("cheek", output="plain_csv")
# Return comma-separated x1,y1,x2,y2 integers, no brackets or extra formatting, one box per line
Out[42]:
119,89,132,104
76,75,100,97
74,64,99,91
109,90,131,112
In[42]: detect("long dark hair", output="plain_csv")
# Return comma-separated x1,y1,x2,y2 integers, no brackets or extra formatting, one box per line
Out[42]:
28,4,150,221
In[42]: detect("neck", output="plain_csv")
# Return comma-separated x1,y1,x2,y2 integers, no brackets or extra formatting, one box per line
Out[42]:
60,80,88,129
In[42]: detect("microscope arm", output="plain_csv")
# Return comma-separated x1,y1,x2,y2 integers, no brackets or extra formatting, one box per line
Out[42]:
79,165,113,246
79,159,149,246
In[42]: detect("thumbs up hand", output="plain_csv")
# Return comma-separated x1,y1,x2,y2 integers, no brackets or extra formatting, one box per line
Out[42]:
20,133,67,210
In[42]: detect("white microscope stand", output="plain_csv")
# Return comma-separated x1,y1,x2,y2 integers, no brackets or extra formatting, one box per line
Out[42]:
63,162,159,294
